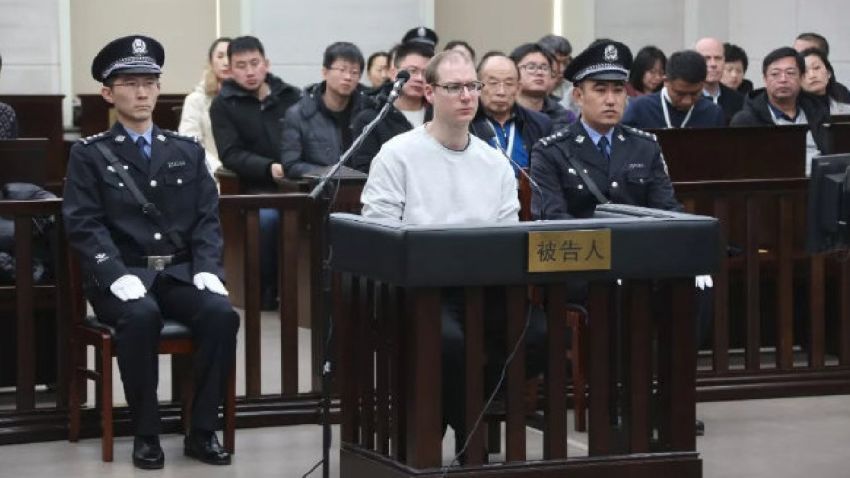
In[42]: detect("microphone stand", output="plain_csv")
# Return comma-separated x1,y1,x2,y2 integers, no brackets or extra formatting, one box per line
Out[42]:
307,87,403,478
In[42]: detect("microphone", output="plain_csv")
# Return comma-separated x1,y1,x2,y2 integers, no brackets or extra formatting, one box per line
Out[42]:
386,70,411,103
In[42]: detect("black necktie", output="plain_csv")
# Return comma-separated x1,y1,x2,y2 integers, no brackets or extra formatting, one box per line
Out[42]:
136,136,150,159
597,136,610,160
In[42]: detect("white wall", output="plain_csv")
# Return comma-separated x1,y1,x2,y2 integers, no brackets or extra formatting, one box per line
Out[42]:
250,0,433,88
0,0,62,94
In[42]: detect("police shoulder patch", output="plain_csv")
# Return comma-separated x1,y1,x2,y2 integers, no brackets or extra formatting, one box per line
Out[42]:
536,127,571,147
163,129,199,143
622,125,657,142
78,130,111,145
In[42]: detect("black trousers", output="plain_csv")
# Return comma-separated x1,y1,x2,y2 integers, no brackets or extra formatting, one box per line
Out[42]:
87,275,240,437
440,288,547,446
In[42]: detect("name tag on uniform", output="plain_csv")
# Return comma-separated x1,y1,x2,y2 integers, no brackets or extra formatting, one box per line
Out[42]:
167,160,186,168
627,163,646,170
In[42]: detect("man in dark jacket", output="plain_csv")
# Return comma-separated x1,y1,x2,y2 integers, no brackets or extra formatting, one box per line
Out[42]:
282,42,365,178
510,42,576,130
209,35,301,309
468,52,552,175
731,47,829,162
210,36,301,192
695,37,744,124
349,41,434,173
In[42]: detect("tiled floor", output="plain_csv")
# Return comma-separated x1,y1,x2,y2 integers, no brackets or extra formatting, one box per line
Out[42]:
3,311,850,477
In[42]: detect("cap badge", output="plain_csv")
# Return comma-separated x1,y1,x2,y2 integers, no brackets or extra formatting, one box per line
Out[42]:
132,38,148,56
417,27,426,37
604,44,618,62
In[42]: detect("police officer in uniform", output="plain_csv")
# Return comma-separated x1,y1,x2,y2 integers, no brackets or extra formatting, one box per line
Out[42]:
531,40,682,218
63,35,238,469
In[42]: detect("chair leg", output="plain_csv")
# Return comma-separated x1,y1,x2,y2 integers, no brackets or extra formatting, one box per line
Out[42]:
68,340,83,442
101,338,114,462
572,316,587,432
224,358,236,453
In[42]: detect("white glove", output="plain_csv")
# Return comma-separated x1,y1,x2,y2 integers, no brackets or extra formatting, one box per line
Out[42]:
695,274,714,290
193,272,229,296
109,274,147,301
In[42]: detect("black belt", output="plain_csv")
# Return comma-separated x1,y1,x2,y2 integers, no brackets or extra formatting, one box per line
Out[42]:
123,252,190,271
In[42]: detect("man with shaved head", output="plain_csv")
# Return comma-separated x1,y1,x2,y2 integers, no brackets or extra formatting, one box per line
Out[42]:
694,37,743,123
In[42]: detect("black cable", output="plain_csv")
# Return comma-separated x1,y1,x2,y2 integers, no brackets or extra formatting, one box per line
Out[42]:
440,303,534,477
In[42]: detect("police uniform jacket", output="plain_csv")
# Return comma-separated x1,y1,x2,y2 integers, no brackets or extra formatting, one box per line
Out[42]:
62,122,225,291
530,120,682,219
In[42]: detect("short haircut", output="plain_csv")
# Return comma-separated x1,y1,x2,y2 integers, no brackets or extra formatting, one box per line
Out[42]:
762,47,805,76
723,43,748,72
796,32,829,56
444,40,476,62
424,50,473,85
207,37,232,62
228,35,265,60
477,51,520,79
322,41,365,71
538,34,572,57
392,41,435,68
509,42,556,68
665,50,708,84
367,51,388,71
628,46,666,93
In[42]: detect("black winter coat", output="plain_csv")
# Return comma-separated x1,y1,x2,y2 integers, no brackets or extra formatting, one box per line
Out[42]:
731,88,829,152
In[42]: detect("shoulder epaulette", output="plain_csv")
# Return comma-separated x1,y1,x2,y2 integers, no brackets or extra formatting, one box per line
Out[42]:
162,129,200,143
622,125,657,142
78,131,111,145
537,127,572,147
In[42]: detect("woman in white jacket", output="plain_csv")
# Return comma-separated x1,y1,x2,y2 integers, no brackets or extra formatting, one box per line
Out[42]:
179,37,232,181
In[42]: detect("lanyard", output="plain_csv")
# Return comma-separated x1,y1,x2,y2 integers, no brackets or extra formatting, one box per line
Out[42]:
661,86,694,128
488,120,516,159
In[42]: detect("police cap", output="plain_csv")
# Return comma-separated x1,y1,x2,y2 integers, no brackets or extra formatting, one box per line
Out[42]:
401,26,438,47
564,40,632,83
91,35,164,83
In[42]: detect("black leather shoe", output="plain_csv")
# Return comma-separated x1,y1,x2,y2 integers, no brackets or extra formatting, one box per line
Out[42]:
133,435,164,470
184,430,231,465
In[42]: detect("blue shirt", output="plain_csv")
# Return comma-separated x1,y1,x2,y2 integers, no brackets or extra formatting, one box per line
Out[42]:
580,119,614,157
488,117,530,174
123,125,153,158
767,101,801,123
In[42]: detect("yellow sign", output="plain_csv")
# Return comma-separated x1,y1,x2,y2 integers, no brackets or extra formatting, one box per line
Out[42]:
528,229,612,272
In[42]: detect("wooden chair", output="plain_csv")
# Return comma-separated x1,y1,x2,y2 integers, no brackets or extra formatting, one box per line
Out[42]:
66,257,236,462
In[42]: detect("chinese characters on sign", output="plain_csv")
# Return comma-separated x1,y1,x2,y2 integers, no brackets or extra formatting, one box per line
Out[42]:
528,229,611,272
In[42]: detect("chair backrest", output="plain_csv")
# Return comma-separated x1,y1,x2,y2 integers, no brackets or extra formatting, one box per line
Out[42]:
0,138,49,186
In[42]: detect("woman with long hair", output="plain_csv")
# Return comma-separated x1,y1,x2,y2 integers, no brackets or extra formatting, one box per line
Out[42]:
800,47,850,114
627,46,666,97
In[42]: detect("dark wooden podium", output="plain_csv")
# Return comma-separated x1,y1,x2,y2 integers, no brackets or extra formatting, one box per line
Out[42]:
330,206,720,477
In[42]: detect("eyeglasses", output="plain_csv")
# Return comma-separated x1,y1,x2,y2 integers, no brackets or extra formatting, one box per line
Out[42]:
518,63,551,74
433,81,484,95
112,79,160,90
328,66,362,77
766,69,800,80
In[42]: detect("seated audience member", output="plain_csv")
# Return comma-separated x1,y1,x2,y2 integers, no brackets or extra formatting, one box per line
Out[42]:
469,52,552,175
210,35,302,310
366,51,389,88
0,53,18,140
361,51,545,458
731,47,829,172
444,40,476,63
281,42,365,178
349,41,434,173
623,50,725,129
793,32,850,101
179,37,231,179
695,37,744,123
627,46,666,97
722,43,754,94
511,42,575,130
538,34,575,110
800,48,850,114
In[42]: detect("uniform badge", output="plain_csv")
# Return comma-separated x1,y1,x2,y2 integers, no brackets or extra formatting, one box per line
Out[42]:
156,134,166,142
604,44,618,62
568,168,576,175
167,160,186,168
617,134,625,142
95,252,109,263
107,165,115,172
575,135,585,144
132,38,148,55
115,135,125,143
418,27,426,37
